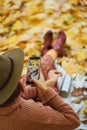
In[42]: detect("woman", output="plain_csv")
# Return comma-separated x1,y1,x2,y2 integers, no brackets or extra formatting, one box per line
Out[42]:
0,48,80,130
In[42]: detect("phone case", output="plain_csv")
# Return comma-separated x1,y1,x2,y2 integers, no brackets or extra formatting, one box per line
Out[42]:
26,56,41,85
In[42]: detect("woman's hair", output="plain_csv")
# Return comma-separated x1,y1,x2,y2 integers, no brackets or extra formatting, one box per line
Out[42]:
0,83,22,107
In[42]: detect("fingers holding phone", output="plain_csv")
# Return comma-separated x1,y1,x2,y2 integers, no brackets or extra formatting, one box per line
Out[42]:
32,78,48,92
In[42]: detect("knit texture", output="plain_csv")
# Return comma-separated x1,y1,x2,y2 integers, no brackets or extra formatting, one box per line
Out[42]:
0,88,80,130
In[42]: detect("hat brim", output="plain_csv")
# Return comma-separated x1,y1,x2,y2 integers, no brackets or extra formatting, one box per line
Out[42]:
0,48,24,105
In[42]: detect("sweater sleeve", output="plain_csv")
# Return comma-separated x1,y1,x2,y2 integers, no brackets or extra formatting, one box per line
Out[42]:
42,88,80,129
20,85,37,100
20,88,80,130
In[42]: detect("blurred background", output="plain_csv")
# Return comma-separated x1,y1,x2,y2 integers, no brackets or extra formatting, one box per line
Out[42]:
0,0,87,129
0,0,87,74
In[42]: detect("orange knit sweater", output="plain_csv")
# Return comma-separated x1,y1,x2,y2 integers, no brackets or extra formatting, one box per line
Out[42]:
0,88,80,130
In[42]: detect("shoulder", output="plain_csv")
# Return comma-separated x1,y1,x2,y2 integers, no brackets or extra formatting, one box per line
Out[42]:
15,97,42,120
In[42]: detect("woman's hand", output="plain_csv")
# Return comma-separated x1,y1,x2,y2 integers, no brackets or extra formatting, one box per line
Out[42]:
20,75,37,99
48,70,62,82
46,70,62,89
33,70,62,92
32,79,47,92
32,72,48,93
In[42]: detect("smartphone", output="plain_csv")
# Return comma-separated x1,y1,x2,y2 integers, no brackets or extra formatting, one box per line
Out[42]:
26,56,41,85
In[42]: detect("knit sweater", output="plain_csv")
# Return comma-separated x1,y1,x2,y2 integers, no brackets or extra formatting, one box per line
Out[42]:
0,88,80,130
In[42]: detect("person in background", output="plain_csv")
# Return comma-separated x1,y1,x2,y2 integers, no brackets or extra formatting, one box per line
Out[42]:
0,48,80,130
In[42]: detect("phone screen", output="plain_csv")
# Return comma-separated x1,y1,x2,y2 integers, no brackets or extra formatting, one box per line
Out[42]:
26,56,41,85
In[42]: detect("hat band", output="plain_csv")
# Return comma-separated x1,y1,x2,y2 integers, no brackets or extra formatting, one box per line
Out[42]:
0,58,14,91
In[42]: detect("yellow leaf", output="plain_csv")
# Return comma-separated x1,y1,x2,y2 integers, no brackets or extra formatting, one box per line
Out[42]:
83,109,87,115
67,0,79,5
12,20,22,31
81,34,87,45
84,101,87,107
29,3,43,14
61,57,84,75
45,9,54,15
5,35,17,44
17,42,26,49
66,27,80,38
27,16,42,26
76,51,87,62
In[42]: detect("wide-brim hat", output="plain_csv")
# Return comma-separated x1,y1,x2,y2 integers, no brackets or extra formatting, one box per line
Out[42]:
0,48,24,105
